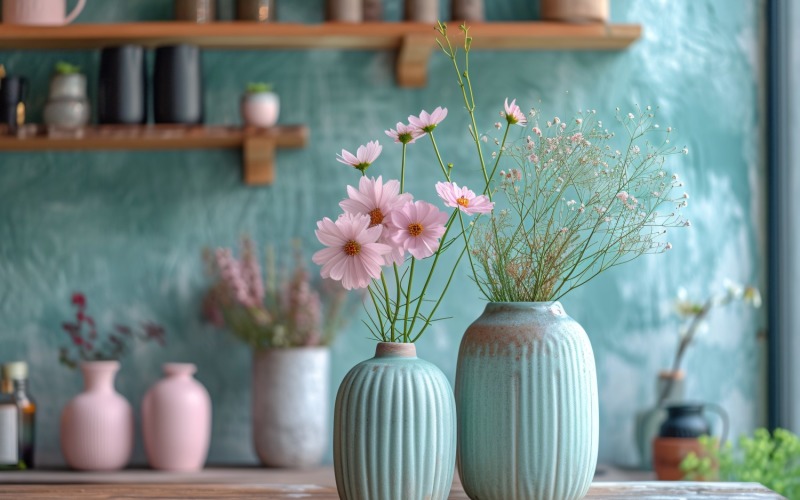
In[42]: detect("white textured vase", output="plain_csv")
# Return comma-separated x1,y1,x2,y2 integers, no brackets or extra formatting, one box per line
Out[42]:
252,347,330,467
142,363,212,471
60,361,134,471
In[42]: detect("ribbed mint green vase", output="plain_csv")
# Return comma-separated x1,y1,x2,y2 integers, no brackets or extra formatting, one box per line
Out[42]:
455,302,599,500
334,342,456,500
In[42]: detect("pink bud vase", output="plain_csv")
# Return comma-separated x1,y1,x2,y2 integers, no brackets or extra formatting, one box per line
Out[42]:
142,363,212,471
60,361,134,470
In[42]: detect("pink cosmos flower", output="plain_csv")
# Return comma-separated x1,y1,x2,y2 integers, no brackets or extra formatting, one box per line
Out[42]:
387,201,449,260
408,107,448,134
313,213,391,290
336,140,382,173
436,182,494,215
339,176,412,265
504,98,527,126
385,122,423,145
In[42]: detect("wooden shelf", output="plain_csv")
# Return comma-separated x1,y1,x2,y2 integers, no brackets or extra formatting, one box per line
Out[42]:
0,21,642,86
0,125,309,185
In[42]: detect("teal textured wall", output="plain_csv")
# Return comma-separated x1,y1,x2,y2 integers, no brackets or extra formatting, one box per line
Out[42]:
0,0,766,467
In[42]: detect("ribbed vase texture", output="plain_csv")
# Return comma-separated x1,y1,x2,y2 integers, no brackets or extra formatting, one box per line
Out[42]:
252,347,330,467
334,342,456,500
455,302,599,500
60,361,134,471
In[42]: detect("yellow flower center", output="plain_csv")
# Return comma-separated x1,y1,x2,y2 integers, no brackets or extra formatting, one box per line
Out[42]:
369,208,384,226
343,240,361,256
456,196,470,207
408,223,424,237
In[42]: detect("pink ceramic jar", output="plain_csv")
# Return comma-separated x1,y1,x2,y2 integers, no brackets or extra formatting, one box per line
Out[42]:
60,361,134,470
142,363,211,471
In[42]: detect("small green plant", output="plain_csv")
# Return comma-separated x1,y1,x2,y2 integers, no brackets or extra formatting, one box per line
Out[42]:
54,61,81,75
246,82,273,93
681,429,800,499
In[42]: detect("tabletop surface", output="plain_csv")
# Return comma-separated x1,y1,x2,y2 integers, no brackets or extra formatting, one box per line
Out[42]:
0,467,785,499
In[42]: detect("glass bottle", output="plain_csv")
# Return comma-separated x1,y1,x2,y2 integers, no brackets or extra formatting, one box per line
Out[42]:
0,374,19,470
2,362,35,469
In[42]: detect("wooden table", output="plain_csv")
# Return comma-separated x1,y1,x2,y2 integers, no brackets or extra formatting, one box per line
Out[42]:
0,467,784,499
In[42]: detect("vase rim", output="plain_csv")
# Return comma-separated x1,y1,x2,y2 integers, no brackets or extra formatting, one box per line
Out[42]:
484,301,565,311
253,345,330,353
80,360,120,370
375,342,416,358
658,369,685,380
163,362,197,376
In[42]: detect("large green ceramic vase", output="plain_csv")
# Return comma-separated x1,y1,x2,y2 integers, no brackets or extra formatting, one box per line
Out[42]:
334,342,456,500
455,302,599,500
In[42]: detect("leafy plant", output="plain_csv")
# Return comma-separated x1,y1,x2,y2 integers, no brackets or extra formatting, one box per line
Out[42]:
681,429,800,499
54,61,81,75
246,82,273,93
59,293,166,369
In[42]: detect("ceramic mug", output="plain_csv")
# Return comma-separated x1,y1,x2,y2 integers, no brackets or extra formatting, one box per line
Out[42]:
3,0,87,26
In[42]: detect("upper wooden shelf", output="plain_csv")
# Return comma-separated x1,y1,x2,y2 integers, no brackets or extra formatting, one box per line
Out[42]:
0,21,642,86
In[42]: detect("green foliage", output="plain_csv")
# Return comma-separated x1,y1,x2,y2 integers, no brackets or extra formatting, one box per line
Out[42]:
54,61,81,75
246,82,273,93
681,429,800,499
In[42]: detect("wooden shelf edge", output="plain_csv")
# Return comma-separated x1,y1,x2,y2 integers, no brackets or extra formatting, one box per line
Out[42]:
0,21,641,87
0,125,309,186
0,21,642,50
0,125,308,151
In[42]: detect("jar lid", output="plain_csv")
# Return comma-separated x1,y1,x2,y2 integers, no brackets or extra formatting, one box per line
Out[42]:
2,361,28,380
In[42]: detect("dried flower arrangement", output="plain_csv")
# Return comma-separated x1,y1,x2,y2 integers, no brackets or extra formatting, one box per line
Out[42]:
202,236,352,349
59,292,166,369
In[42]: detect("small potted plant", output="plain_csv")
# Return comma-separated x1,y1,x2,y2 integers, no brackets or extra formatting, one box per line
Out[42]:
43,61,90,133
59,293,166,471
240,82,279,128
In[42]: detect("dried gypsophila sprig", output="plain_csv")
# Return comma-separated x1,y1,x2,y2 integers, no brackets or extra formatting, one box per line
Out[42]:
469,105,691,302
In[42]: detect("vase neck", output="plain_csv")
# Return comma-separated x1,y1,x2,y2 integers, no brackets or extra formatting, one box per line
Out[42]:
657,371,685,402
375,342,416,358
484,301,566,316
80,361,120,392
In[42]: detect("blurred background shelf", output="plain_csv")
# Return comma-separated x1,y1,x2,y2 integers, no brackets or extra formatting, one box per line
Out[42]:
0,22,642,86
0,125,309,185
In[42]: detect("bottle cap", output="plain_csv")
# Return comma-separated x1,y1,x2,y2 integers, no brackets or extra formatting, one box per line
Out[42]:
2,361,28,380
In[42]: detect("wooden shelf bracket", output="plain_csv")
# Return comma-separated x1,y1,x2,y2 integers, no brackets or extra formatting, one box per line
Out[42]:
397,34,436,88
243,134,276,185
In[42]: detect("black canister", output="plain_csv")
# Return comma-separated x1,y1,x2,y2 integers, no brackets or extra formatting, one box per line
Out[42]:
0,75,27,131
153,44,203,124
98,45,148,124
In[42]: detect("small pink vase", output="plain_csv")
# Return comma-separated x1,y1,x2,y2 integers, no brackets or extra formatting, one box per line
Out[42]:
142,363,211,471
60,361,134,470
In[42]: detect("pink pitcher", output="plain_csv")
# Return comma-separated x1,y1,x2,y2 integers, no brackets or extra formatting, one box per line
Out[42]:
3,0,86,25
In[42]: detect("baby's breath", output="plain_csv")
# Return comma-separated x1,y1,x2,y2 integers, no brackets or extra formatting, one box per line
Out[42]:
471,106,689,302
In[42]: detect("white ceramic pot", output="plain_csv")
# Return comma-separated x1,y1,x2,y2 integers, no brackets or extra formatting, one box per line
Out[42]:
240,92,280,128
44,73,90,130
252,347,329,467
142,363,212,471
